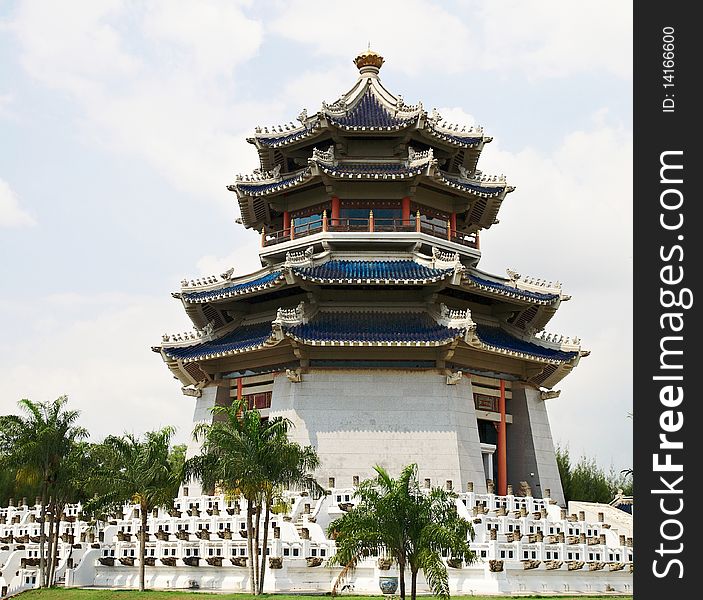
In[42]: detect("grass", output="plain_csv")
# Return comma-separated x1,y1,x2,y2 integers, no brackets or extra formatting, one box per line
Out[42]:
16,590,634,600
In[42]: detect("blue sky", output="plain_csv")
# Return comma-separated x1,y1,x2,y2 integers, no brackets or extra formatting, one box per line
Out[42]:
0,0,632,471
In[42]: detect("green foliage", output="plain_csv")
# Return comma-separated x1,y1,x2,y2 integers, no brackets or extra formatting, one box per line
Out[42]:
85,427,182,591
185,400,321,595
556,445,633,503
328,463,475,600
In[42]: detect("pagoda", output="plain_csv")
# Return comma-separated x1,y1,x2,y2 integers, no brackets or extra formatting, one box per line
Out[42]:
153,48,587,506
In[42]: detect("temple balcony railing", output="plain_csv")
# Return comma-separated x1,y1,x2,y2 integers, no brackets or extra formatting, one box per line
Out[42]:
261,214,478,249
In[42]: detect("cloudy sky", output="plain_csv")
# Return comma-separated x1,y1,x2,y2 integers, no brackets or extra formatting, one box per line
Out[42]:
0,1,633,471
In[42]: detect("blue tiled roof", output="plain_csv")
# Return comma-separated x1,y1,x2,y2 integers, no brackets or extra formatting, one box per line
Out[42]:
318,162,424,177
182,271,285,303
329,91,415,129
325,163,405,173
427,126,482,146
439,174,505,196
163,322,273,361
467,274,559,303
294,260,452,283
475,325,577,362
236,171,309,195
288,311,462,344
256,128,312,147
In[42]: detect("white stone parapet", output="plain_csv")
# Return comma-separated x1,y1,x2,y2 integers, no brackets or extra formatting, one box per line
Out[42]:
0,490,632,595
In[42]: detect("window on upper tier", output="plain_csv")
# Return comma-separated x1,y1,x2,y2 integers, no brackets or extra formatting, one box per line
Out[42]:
293,213,324,234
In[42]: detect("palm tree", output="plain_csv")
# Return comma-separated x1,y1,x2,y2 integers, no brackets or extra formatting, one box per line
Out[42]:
0,396,88,587
328,464,475,600
256,437,322,593
85,427,181,591
185,399,321,594
46,441,99,586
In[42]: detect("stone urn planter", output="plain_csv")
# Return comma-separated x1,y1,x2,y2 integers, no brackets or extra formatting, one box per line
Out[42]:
379,576,399,595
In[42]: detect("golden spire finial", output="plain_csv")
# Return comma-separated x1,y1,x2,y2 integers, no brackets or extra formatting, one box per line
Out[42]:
354,46,384,71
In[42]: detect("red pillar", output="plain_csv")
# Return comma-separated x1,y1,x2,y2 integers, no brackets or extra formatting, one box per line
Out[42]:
283,211,291,235
475,231,480,250
450,212,457,235
497,379,507,496
369,210,374,232
401,197,411,224
331,196,340,227
236,377,243,400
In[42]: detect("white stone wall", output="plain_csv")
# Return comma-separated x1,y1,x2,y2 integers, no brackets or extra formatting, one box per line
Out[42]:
180,386,219,497
508,384,564,505
269,369,487,491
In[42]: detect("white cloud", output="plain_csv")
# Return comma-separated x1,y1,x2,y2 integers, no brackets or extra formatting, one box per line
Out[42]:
0,93,15,120
195,237,263,278
476,0,632,80
0,178,35,227
268,0,476,75
475,115,633,469
0,293,196,444
10,0,269,209
270,0,631,80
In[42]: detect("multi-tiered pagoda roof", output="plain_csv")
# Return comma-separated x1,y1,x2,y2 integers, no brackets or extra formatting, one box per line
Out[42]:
153,48,587,396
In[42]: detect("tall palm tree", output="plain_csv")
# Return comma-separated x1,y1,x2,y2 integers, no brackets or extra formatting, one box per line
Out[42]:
328,464,475,600
85,427,181,592
0,396,87,587
257,437,322,593
185,399,321,595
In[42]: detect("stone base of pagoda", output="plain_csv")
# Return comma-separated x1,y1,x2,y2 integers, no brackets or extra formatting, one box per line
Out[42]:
269,369,488,492
507,384,565,506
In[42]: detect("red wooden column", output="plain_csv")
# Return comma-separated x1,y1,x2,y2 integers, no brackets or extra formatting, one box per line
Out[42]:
236,377,244,414
450,212,457,239
497,379,507,495
283,211,291,236
331,196,340,227
401,196,411,225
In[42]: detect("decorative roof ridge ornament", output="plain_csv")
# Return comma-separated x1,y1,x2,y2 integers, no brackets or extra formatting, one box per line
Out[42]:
272,302,309,340
237,164,281,183
458,165,507,184
426,107,484,136
284,246,315,268
181,274,221,290
431,247,463,279
533,329,583,352
310,145,335,165
407,146,434,168
506,268,565,296
180,266,276,292
321,98,348,114
181,381,209,398
540,389,561,401
437,303,476,335
161,320,217,348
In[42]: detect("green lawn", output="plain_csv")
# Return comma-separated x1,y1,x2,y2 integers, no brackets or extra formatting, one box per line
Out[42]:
16,590,634,600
